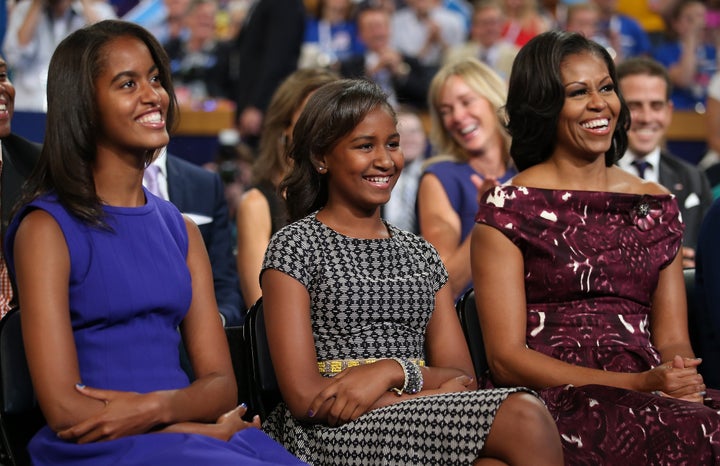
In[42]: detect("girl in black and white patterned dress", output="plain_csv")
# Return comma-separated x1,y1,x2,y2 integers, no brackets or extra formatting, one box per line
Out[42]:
259,79,563,466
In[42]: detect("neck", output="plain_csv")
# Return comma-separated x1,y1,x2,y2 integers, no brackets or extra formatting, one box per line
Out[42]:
316,203,389,239
92,150,147,207
467,137,507,178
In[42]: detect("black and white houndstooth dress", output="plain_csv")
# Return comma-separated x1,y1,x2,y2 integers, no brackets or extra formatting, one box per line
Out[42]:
261,213,529,466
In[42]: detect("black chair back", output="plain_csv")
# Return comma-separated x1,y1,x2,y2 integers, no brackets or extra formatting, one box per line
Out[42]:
0,309,44,466
242,298,281,419
456,289,489,382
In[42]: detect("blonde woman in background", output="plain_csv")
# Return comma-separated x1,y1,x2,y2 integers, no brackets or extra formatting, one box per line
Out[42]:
417,58,515,301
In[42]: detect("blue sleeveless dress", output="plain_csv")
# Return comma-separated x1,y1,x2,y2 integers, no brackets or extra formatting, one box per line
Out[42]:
5,190,304,466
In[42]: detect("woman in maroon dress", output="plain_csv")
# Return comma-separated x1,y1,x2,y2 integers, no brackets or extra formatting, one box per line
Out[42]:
472,30,720,464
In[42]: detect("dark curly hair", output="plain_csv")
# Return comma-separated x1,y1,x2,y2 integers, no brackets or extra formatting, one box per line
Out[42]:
281,78,395,222
505,30,630,172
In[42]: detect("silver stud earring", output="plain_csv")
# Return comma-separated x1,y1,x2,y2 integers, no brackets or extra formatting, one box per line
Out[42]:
317,166,327,173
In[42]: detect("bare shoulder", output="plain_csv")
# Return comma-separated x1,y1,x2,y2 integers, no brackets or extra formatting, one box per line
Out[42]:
608,166,670,195
15,209,63,240
507,165,546,187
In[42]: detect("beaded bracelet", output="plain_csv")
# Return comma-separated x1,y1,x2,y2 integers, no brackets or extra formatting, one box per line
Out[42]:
389,358,424,396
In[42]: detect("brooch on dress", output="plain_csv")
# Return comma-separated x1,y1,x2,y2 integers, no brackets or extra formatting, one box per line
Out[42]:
631,196,662,231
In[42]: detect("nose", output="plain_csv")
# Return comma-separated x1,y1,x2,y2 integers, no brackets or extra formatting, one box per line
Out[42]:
142,82,162,104
588,91,607,111
374,147,395,170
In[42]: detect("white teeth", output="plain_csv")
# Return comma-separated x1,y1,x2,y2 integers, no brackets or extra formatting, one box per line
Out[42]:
366,176,390,183
581,118,609,129
460,124,477,135
0,104,6,112
137,112,162,123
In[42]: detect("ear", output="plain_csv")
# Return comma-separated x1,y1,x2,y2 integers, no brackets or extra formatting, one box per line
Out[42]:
310,153,328,174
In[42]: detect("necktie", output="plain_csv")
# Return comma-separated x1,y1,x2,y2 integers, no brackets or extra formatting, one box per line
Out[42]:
632,159,651,179
0,158,12,318
143,164,162,198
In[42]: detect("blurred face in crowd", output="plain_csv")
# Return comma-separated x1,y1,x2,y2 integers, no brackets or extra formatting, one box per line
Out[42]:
565,6,599,39
438,75,501,156
358,9,391,53
620,73,672,157
673,1,707,37
187,1,217,43
397,112,427,163
471,6,505,48
0,58,15,138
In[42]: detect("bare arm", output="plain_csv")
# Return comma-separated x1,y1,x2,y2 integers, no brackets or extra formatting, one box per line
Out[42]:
16,0,44,46
16,211,244,442
235,189,272,306
470,223,702,396
417,174,472,298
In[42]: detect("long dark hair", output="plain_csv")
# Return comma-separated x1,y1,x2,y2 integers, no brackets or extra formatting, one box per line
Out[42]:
505,30,630,171
281,78,395,222
21,20,178,227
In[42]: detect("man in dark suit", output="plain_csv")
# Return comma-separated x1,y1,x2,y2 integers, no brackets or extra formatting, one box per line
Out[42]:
339,4,433,111
0,56,41,317
222,0,305,148
617,57,712,268
145,149,243,326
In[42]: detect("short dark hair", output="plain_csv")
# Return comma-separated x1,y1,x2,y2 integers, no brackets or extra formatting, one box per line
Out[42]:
505,30,630,171
616,57,673,101
281,79,395,222
22,20,177,227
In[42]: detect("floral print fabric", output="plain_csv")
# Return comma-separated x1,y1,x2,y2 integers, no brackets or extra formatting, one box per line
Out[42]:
476,186,720,465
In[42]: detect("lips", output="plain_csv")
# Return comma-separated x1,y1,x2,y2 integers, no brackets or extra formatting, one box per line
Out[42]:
136,110,164,125
581,118,609,130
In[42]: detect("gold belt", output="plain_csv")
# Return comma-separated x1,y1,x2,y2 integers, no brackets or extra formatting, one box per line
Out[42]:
317,358,425,375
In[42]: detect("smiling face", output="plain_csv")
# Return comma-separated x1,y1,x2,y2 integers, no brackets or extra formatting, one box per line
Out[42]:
620,73,671,157
438,74,500,157
555,51,620,162
94,35,170,159
319,106,403,214
0,58,15,138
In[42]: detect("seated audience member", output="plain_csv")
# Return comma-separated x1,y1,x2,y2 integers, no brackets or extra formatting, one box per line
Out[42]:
500,0,551,47
616,57,712,268
564,3,602,41
390,0,467,68
299,0,363,69
653,0,718,112
381,106,429,233
0,55,41,319
144,148,243,326
592,0,651,61
473,30,720,464
339,4,431,110
417,58,516,301
236,67,338,308
224,0,305,150
3,0,116,111
696,198,720,389
5,19,304,466
164,0,233,104
444,0,519,81
260,77,564,466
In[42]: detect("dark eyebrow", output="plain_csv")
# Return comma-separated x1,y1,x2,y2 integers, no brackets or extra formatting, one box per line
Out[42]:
109,64,159,85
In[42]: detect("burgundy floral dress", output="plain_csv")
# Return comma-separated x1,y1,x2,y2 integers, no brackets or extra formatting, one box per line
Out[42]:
475,185,720,465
